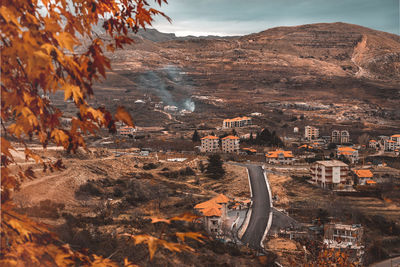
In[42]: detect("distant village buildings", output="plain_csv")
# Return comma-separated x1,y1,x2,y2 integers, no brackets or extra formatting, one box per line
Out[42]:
164,105,178,113
304,126,319,140
222,116,252,128
337,146,359,163
266,150,295,164
200,136,220,153
331,130,350,144
311,160,350,189
118,126,136,136
221,136,240,153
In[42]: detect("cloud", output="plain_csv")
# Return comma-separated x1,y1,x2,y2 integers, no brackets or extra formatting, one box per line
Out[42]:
152,0,399,36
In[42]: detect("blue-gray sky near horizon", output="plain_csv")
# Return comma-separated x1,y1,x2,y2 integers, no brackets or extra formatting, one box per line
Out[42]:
152,0,400,36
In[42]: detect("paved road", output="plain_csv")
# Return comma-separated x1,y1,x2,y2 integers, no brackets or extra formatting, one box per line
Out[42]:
240,165,272,249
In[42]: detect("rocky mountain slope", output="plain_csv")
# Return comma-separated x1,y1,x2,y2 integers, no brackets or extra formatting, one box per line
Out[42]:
103,22,399,96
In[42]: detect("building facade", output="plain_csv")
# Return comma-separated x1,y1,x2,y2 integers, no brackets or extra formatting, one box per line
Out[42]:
368,140,378,149
200,136,220,153
324,223,364,260
331,130,350,144
305,126,319,140
194,194,229,236
118,126,136,136
222,116,252,128
221,135,240,153
311,160,350,189
266,150,295,164
353,169,375,185
384,134,400,151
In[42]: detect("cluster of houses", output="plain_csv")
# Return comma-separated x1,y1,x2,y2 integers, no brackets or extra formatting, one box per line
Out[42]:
304,126,350,144
369,134,400,154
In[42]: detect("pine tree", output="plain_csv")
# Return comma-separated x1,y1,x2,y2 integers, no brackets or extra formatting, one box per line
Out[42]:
192,130,200,142
206,154,225,179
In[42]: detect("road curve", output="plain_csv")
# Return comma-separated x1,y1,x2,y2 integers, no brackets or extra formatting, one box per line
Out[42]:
240,165,272,249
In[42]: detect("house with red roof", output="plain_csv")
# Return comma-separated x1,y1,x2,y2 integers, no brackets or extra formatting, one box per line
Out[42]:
265,150,295,164
353,169,375,185
337,146,359,163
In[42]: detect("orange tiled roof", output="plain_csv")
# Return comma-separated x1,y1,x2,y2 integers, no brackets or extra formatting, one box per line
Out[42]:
299,144,313,149
387,140,395,143
201,207,222,217
353,169,373,178
338,146,356,152
201,135,219,140
223,116,251,122
391,134,400,138
212,194,230,204
266,150,294,158
366,180,376,184
222,135,240,140
242,148,257,153
194,199,222,210
369,140,377,143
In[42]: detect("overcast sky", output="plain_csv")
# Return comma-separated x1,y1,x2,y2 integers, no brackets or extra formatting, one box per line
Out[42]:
151,0,400,36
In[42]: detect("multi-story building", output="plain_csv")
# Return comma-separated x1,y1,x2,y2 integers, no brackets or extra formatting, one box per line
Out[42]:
222,116,252,128
311,160,350,189
385,134,400,151
200,136,219,153
324,223,364,260
337,146,359,163
118,126,136,136
266,150,295,164
304,126,319,140
331,130,350,144
221,135,240,153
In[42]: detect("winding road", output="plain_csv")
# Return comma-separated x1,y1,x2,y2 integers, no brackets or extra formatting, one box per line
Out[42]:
240,164,272,249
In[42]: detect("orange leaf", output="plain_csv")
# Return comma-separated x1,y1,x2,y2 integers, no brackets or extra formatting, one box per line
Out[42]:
115,106,134,127
151,217,171,224
176,232,205,243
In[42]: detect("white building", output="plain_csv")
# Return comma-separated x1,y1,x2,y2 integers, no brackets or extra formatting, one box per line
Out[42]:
221,135,240,153
368,140,378,149
324,223,364,259
164,105,178,113
293,127,299,133
200,136,219,153
311,160,350,189
305,126,319,140
331,130,350,144
222,116,252,128
384,134,400,151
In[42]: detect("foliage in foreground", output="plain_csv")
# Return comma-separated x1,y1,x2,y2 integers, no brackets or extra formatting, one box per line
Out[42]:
0,0,206,265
